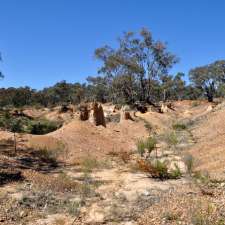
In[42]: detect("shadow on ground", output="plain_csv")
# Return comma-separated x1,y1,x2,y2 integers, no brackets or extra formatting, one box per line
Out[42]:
0,139,61,186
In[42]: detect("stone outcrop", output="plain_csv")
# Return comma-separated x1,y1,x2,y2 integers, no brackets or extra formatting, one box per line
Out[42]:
90,102,106,127
79,104,89,121
120,105,134,121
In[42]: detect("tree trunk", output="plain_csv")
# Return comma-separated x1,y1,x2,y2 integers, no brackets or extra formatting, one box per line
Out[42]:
207,94,213,102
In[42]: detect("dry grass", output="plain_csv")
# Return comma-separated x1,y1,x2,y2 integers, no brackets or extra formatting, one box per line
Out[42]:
138,187,225,225
23,170,80,193
53,218,66,225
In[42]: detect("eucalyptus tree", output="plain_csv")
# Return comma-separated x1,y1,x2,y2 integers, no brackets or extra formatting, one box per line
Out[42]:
95,28,178,104
189,60,225,102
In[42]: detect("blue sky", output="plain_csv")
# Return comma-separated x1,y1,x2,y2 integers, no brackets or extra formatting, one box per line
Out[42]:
0,0,225,89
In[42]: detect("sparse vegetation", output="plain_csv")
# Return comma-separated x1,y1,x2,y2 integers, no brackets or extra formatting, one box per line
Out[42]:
184,154,194,174
145,137,157,156
172,122,187,130
165,131,178,146
135,159,182,180
27,119,62,135
136,139,146,157
136,137,157,157
81,157,99,172
170,163,182,179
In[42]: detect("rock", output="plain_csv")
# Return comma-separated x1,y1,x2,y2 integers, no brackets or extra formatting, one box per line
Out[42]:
120,105,134,121
134,102,148,113
19,210,27,218
90,102,106,127
79,104,89,121
160,103,168,113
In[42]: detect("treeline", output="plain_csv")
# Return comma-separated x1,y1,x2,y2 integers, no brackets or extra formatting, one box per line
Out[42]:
1,28,225,108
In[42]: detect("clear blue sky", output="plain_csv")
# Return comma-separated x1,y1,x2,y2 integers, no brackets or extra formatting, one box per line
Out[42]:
0,0,225,89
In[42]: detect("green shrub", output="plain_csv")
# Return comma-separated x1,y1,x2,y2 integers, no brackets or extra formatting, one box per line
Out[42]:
192,101,200,107
27,120,62,135
170,163,182,179
81,157,99,172
145,136,157,156
151,160,170,180
193,171,210,184
165,131,178,146
184,154,194,174
136,139,146,157
172,123,187,130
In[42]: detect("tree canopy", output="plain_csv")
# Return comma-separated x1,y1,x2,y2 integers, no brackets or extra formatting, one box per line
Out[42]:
189,60,225,102
95,28,178,104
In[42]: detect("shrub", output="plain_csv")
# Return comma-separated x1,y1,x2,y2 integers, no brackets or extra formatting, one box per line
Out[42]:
151,160,170,180
193,171,210,184
192,101,200,107
183,154,194,174
170,163,182,179
135,159,153,173
136,139,146,157
172,123,187,130
145,137,157,156
81,157,99,172
165,131,178,146
27,120,62,135
135,159,182,180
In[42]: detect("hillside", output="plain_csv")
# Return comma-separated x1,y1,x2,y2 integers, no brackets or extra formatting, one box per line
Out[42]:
0,101,225,224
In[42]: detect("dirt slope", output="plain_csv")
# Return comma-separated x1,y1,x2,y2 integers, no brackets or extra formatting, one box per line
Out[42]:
47,119,148,162
188,102,225,175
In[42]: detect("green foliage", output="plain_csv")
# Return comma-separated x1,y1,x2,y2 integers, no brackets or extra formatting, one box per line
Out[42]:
0,109,61,135
172,123,187,130
95,28,178,104
193,171,210,184
136,139,146,157
192,101,200,107
189,60,225,102
165,131,178,146
81,157,99,172
151,160,170,180
27,120,62,135
0,111,25,133
136,136,157,157
170,163,182,179
183,154,194,174
10,119,23,133
145,137,157,155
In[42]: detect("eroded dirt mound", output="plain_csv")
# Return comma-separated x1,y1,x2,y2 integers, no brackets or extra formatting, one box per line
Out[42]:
47,119,148,162
188,101,225,175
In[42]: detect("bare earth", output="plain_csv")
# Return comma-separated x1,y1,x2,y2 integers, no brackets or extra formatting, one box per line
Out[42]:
1,100,225,225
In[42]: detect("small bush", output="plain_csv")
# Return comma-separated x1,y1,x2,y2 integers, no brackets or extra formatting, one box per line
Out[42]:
27,120,62,135
184,154,194,174
145,137,157,156
135,159,182,180
192,101,200,107
170,163,182,179
81,157,99,172
165,131,178,146
193,171,210,184
163,211,179,221
151,160,170,180
172,123,187,130
66,201,81,216
136,139,146,157
135,159,153,173
25,171,79,193
34,147,61,165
